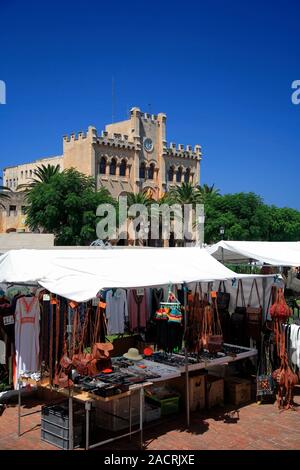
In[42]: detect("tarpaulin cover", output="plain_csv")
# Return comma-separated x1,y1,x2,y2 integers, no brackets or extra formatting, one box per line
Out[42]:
0,247,256,302
207,241,300,267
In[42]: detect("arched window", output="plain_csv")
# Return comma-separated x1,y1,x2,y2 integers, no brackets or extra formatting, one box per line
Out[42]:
148,163,155,180
120,159,127,177
176,167,183,183
184,168,190,183
139,162,146,179
110,158,117,176
99,157,106,174
168,166,174,182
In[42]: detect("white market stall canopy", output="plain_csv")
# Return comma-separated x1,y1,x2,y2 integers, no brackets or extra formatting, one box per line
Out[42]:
0,247,268,302
207,241,300,267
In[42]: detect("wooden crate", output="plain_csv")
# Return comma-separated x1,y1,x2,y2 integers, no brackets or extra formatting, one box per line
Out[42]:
168,373,206,411
225,377,251,406
206,376,224,409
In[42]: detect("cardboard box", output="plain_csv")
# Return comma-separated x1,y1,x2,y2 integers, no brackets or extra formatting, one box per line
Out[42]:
225,377,251,406
206,376,224,409
168,372,206,411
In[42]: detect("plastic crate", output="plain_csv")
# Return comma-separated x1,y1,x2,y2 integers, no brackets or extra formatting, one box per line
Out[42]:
144,402,161,423
146,394,180,416
41,423,83,450
41,402,84,449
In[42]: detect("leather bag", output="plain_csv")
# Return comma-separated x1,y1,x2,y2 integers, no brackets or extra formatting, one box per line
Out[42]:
246,279,263,341
270,288,292,320
230,280,247,346
217,281,230,311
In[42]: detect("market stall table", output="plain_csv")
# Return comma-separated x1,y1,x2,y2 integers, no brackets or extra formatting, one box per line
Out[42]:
38,380,156,450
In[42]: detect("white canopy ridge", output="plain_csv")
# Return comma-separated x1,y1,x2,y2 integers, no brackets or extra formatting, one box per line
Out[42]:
207,241,300,267
0,247,265,302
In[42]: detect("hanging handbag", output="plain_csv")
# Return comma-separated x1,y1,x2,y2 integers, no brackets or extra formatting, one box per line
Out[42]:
53,367,73,389
230,280,247,346
217,281,230,311
256,333,274,398
246,279,263,341
270,288,292,320
184,283,204,353
206,296,223,354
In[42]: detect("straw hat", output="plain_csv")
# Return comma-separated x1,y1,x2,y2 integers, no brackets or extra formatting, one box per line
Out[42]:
123,348,143,361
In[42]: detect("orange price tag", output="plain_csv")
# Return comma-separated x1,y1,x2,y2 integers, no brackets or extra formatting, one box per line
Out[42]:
50,299,58,305
99,301,106,309
211,291,217,299
69,301,77,309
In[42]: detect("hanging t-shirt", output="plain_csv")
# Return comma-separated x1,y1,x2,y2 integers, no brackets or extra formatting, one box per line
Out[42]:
106,289,128,335
14,296,40,388
127,289,149,331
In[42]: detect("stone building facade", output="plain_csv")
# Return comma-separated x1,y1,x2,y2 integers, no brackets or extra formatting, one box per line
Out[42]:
63,107,201,199
3,155,63,192
0,192,29,233
1,107,202,232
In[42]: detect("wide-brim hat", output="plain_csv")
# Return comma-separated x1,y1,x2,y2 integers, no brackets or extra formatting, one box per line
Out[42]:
123,348,143,361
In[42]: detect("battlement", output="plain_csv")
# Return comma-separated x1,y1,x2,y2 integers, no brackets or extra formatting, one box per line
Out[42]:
167,143,202,160
97,131,136,149
63,126,98,143
130,107,166,124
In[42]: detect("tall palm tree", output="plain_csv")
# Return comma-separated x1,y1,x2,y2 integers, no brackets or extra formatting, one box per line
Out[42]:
18,164,61,192
168,182,203,206
165,183,202,246
198,183,220,197
125,190,154,246
0,177,11,209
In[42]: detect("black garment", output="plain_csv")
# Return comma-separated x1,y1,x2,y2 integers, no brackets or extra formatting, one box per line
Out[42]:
151,288,164,318
155,319,183,353
0,298,14,341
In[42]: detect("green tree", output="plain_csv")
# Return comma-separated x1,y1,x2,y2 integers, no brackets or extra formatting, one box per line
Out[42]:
198,183,220,199
203,192,300,243
168,182,202,206
18,164,61,191
125,190,154,245
25,168,116,245
165,183,203,245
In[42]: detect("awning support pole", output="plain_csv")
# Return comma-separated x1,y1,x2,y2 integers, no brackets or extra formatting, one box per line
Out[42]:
183,282,190,428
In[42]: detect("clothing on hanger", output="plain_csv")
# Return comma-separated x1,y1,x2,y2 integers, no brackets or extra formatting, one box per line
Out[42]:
127,289,149,331
14,296,40,388
106,288,128,335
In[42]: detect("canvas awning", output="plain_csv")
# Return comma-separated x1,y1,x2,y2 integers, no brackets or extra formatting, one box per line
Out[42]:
0,247,269,302
207,240,300,266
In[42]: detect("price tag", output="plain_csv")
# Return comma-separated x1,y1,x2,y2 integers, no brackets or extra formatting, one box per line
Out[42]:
69,301,78,309
43,294,50,301
136,288,145,296
211,291,217,299
3,315,14,325
99,301,106,309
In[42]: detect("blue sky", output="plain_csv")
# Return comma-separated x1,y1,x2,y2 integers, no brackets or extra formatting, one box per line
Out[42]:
0,0,299,209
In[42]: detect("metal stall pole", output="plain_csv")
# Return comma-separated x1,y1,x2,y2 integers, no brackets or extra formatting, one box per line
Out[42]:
67,305,72,356
18,378,21,436
68,387,74,450
262,277,267,323
139,387,144,450
85,401,91,450
183,282,190,428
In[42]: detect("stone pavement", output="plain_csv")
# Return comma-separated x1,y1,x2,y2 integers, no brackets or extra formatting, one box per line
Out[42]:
0,390,299,450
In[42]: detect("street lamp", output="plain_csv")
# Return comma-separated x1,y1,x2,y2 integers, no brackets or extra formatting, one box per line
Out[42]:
219,226,225,264
219,226,225,240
